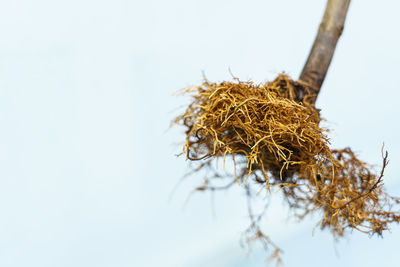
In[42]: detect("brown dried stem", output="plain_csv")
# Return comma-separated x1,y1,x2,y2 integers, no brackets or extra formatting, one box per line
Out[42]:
299,0,351,104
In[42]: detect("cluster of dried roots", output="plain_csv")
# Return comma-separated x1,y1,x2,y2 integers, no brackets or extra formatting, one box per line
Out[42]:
174,74,400,262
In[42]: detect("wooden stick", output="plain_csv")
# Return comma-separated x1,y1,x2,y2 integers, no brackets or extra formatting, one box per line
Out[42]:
299,0,351,104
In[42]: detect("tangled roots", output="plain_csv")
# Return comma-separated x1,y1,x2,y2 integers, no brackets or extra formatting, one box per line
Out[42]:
174,73,400,257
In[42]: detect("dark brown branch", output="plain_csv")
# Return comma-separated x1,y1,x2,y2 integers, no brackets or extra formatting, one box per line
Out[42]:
299,0,351,104
335,148,389,210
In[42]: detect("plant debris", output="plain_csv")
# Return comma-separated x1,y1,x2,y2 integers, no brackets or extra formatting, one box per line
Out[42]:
174,73,400,262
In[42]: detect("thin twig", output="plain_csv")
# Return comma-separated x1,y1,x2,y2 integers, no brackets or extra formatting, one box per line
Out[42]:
299,0,351,104
334,147,389,210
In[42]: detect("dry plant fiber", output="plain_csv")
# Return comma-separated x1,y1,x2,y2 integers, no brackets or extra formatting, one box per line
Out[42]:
174,73,400,241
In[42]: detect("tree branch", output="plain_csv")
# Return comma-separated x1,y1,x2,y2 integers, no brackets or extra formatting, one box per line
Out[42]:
299,0,351,104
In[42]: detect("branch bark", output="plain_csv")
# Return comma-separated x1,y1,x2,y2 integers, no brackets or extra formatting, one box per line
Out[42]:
299,0,351,104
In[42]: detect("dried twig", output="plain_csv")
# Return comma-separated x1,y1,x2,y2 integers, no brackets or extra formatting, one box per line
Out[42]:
299,0,351,104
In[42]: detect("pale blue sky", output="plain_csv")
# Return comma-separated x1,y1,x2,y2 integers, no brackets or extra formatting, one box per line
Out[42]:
0,0,399,266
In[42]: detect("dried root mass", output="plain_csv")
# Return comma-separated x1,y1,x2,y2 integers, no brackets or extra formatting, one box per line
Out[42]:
174,73,400,254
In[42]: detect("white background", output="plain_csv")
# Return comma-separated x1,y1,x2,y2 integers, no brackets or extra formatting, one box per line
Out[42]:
0,0,399,266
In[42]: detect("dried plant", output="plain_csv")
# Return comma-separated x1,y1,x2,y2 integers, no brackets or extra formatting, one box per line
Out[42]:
173,74,400,263
172,0,399,264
